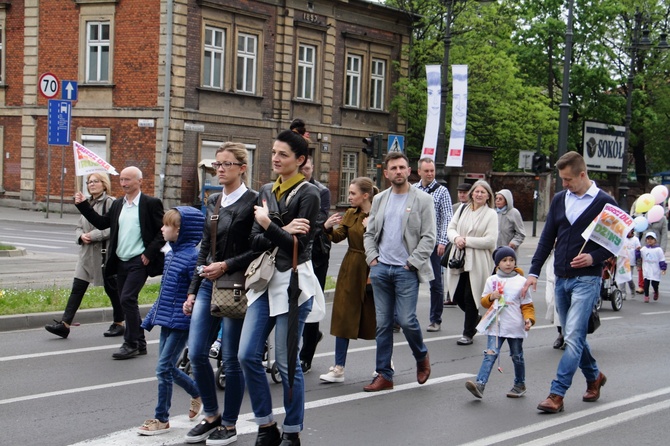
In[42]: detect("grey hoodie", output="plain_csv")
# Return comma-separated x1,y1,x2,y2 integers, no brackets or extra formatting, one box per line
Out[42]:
496,189,526,249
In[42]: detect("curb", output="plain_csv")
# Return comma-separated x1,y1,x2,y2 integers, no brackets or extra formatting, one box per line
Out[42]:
0,290,335,333
0,247,27,257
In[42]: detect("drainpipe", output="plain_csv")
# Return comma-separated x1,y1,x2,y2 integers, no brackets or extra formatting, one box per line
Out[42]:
158,0,174,201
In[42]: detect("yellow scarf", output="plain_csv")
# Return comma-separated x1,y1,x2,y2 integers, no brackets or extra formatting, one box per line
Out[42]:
271,173,305,201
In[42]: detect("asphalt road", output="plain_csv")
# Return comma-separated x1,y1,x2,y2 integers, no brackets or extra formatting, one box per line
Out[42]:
2,281,670,446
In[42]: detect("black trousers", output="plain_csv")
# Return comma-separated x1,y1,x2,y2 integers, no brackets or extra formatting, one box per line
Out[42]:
116,256,148,350
453,272,480,338
300,260,328,364
62,276,124,325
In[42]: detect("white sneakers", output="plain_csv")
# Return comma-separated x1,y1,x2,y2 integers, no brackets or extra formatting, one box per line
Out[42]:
319,365,345,383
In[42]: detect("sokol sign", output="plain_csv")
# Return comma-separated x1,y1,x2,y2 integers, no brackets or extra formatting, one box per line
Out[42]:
582,121,626,172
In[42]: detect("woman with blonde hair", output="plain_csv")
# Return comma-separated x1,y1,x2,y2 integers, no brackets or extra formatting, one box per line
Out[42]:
45,173,123,338
319,177,378,383
446,179,498,346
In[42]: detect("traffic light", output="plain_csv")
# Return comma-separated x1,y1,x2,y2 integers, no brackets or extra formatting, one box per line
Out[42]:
532,153,548,173
362,136,376,158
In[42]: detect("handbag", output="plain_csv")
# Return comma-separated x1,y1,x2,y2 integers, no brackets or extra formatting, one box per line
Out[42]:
244,180,307,291
244,246,279,291
440,205,466,268
208,194,249,318
587,305,601,334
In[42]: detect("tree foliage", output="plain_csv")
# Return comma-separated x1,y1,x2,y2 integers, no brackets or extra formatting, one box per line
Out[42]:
387,0,670,185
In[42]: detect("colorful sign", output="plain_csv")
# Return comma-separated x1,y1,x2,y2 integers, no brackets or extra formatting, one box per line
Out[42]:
581,203,635,256
73,141,118,176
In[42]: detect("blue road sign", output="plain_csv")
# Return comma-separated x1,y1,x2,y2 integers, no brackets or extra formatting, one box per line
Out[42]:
48,100,72,146
388,134,404,153
62,80,78,101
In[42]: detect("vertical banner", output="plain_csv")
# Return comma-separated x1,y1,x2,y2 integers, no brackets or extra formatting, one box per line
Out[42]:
446,65,468,167
420,65,442,160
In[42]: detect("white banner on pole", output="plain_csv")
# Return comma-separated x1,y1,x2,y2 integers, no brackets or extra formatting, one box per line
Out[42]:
420,65,442,160
446,65,468,167
73,141,118,176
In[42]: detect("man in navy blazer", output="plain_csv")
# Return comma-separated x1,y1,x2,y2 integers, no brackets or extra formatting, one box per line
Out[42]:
75,166,165,359
522,152,616,413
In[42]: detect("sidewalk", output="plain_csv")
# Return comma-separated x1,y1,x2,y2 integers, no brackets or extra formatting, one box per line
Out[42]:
0,203,548,332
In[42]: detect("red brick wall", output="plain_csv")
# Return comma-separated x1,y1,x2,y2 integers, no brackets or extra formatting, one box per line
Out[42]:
0,116,22,192
5,1,25,106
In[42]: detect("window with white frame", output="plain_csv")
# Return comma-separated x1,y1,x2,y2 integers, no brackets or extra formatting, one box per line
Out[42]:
345,55,361,107
339,151,359,203
81,134,109,195
236,33,257,93
203,26,225,89
370,58,385,110
86,21,110,83
297,44,315,100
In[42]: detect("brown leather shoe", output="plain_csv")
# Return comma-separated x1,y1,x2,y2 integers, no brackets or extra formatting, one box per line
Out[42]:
364,374,394,392
417,353,431,384
537,394,564,413
583,372,607,402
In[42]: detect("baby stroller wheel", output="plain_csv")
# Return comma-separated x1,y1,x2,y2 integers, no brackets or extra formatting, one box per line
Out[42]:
611,288,623,311
215,365,226,390
595,296,602,311
271,361,282,383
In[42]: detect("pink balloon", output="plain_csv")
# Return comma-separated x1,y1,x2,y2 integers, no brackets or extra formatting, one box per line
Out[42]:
651,185,669,204
647,205,665,224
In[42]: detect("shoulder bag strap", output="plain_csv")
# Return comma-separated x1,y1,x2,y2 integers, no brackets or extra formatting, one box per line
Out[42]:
100,197,109,264
292,235,298,271
210,194,223,260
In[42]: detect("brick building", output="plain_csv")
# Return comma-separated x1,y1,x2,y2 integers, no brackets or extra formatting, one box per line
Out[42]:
0,0,413,210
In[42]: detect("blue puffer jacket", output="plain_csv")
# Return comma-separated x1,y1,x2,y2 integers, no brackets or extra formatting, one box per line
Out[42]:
142,206,205,331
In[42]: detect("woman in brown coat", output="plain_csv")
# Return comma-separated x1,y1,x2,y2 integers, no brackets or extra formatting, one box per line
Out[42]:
319,177,378,383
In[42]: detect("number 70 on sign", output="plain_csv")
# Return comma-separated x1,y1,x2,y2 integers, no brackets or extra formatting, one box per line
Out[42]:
39,72,60,99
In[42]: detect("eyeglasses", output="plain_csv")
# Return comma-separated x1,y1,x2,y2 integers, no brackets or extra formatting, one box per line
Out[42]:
86,179,101,185
211,162,244,169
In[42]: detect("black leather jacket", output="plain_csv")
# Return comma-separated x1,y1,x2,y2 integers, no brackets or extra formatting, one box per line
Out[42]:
250,180,320,272
188,189,259,295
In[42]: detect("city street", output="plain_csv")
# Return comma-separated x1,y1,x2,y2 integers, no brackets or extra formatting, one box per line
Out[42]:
2,276,670,445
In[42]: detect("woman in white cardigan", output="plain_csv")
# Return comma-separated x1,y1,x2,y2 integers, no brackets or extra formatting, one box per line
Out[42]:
446,180,498,345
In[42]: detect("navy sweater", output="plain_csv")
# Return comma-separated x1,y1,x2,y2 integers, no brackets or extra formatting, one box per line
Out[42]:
530,189,617,278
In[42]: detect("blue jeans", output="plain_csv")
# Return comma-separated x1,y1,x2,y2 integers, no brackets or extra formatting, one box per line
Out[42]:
552,275,601,396
187,280,225,419
475,335,525,386
335,337,350,367
428,246,444,324
369,263,428,381
155,327,200,422
238,292,313,433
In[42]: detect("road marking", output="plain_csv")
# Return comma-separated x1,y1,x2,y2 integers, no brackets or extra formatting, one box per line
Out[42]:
0,234,73,244
0,241,62,249
68,374,474,446
516,399,670,446
0,340,160,362
459,386,670,446
641,310,670,315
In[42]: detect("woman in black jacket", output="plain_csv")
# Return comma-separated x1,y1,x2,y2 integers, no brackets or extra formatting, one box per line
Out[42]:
239,129,325,446
182,142,258,445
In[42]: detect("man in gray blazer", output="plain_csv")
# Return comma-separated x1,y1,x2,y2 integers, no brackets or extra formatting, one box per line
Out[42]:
363,152,436,392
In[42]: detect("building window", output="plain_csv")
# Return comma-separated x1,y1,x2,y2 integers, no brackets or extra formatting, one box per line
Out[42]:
203,26,225,89
86,21,110,83
297,44,315,100
236,33,257,94
339,151,359,203
345,55,361,107
370,58,385,110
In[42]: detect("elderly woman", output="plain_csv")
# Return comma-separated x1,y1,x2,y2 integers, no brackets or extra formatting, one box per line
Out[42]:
446,180,498,346
45,173,124,338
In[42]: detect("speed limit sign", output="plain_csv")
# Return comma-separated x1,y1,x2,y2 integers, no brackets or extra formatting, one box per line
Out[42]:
39,72,60,99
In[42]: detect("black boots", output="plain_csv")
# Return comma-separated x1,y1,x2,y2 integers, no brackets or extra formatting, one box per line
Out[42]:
255,423,281,446
280,432,300,446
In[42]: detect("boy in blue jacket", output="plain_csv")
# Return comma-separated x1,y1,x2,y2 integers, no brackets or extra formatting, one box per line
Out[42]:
137,207,205,435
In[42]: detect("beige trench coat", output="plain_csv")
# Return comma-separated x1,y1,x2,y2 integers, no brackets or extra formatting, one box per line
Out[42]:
73,193,115,286
446,204,498,309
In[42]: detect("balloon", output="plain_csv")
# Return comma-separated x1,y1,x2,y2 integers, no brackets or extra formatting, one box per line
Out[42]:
651,185,669,204
647,205,665,224
633,215,649,233
635,193,655,214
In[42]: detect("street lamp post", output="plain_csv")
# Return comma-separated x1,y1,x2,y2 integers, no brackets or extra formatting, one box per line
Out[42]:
434,0,455,185
620,9,669,213
555,0,576,193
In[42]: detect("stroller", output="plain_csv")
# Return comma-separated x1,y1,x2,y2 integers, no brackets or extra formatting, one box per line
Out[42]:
597,256,623,311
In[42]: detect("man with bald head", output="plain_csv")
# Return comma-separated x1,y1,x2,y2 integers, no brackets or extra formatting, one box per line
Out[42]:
75,166,165,359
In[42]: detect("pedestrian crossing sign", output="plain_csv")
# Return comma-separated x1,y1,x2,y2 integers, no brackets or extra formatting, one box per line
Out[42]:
388,135,404,153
